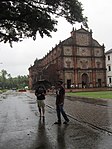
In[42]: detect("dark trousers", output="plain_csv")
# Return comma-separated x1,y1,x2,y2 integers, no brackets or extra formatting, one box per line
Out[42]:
56,104,69,123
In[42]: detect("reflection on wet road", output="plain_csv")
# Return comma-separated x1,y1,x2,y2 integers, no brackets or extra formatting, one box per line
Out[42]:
0,91,112,149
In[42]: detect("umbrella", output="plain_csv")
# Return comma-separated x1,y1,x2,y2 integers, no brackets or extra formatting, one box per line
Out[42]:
33,79,51,90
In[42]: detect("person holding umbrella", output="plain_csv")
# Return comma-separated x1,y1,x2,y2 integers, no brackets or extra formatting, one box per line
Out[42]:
35,85,46,117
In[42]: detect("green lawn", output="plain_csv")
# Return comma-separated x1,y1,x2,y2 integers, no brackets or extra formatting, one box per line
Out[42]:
66,91,112,99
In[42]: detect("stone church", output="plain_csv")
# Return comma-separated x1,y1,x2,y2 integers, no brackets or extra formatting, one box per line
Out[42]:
28,26,106,89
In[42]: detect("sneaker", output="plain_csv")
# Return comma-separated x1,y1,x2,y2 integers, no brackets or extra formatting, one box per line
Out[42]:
54,121,61,125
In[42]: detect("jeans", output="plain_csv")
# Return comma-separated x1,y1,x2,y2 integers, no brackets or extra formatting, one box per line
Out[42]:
56,104,69,123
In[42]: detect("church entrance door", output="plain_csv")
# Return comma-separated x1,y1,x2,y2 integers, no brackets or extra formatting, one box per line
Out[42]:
82,73,89,88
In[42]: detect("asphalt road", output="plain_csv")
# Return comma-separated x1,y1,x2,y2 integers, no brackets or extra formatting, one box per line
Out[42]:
0,91,112,149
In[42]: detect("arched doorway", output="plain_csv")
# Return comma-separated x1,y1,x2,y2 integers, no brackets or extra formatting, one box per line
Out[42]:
67,79,71,89
82,73,89,88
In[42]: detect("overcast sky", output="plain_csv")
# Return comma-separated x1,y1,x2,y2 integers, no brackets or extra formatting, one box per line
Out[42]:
0,0,112,77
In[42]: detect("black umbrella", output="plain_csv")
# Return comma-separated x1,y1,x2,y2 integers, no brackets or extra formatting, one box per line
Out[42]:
33,79,51,90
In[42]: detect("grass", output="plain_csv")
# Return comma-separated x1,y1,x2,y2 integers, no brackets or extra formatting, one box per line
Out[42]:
66,91,112,99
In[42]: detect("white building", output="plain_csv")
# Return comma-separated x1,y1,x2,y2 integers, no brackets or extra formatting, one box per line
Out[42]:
105,49,112,87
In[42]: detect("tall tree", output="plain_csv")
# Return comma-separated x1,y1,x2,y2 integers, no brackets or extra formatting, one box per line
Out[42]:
0,0,88,46
0,69,7,89
1,69,7,80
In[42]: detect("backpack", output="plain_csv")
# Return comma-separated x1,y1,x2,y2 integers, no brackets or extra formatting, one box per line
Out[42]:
36,87,46,100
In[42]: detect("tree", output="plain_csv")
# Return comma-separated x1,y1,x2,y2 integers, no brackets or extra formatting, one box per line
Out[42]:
16,75,28,89
0,69,28,89
0,69,7,89
0,0,88,46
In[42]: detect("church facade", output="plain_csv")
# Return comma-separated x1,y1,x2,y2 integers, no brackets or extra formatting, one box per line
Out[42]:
28,27,106,89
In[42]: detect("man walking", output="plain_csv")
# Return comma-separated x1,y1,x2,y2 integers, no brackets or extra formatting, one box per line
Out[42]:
54,81,69,125
35,85,46,117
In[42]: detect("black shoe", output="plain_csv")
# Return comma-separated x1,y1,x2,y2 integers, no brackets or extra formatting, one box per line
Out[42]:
54,121,61,125
63,120,69,124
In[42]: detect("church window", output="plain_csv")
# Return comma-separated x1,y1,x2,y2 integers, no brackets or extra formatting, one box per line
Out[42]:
108,55,110,60
109,77,112,84
96,62,101,68
108,65,111,71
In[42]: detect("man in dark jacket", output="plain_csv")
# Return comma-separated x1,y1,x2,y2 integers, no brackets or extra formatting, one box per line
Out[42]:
54,81,69,124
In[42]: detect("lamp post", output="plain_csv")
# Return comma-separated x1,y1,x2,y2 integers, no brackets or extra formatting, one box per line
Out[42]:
0,62,3,72
0,63,3,89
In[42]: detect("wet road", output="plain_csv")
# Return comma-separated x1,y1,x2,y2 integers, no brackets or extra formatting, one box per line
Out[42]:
46,95,112,134
0,91,112,149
